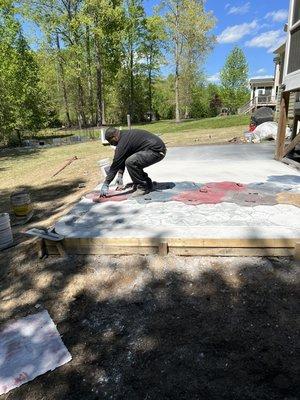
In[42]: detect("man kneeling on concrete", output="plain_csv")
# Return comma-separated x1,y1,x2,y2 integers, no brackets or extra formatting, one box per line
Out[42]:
100,127,166,198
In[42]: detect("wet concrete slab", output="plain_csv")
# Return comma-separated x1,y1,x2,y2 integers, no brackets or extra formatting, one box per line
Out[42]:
55,143,300,240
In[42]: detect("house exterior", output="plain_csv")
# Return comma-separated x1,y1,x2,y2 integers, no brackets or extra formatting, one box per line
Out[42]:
238,75,279,115
273,43,297,126
239,0,300,133
250,77,277,106
275,0,300,161
283,0,300,92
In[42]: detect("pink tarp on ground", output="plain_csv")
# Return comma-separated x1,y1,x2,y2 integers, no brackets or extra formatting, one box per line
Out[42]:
0,310,72,395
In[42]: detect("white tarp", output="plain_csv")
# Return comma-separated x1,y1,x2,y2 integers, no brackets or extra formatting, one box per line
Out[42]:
0,310,72,395
252,121,291,142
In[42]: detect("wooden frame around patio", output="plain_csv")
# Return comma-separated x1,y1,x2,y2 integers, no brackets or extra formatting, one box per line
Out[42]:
43,237,299,257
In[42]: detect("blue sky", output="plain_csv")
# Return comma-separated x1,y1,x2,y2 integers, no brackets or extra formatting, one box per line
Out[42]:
143,0,290,81
22,0,290,82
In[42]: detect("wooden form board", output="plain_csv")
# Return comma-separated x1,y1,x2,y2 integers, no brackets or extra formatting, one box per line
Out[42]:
45,237,298,257
275,92,290,161
275,91,300,161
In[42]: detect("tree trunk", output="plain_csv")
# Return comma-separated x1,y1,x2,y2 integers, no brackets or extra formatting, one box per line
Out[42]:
175,47,180,122
85,25,94,125
102,98,106,126
101,68,106,125
129,42,134,119
72,28,87,128
55,32,72,127
76,78,87,128
148,51,153,122
175,3,180,123
94,34,103,127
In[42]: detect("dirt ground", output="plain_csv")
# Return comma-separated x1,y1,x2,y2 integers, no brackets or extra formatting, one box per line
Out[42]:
0,247,299,400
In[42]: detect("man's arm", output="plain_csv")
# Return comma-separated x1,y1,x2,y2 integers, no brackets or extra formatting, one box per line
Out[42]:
112,169,124,191
104,144,127,185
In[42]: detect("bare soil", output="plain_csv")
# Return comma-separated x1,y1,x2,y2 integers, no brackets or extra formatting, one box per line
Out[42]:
0,248,299,400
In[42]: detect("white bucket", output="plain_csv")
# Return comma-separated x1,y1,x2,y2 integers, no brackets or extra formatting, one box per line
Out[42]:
0,213,13,250
97,158,111,177
100,129,109,145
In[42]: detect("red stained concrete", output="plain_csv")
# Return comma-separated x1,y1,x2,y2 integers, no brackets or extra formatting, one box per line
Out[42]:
84,182,280,207
172,182,246,205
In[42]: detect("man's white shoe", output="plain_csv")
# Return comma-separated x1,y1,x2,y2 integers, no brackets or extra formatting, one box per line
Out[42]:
130,187,150,198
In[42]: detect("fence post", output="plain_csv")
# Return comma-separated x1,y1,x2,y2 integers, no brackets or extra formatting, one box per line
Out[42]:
127,114,131,130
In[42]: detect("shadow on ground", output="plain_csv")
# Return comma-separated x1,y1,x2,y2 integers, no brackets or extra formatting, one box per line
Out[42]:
0,179,85,220
0,248,298,400
0,148,41,161
0,179,87,249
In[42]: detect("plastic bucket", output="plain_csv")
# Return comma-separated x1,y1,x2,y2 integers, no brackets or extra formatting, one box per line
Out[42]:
0,213,13,250
97,158,111,177
10,188,33,221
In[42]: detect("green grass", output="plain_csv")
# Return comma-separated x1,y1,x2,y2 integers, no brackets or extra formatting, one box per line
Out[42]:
27,115,249,140
132,115,249,134
24,127,100,141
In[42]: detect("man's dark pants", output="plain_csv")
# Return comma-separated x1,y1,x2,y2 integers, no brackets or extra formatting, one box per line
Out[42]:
125,150,165,188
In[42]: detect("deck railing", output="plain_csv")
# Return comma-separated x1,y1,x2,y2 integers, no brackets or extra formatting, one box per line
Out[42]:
238,96,277,114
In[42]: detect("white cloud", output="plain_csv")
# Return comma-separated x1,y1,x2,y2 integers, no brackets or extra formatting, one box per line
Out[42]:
207,72,220,83
250,75,274,80
265,9,288,22
217,20,257,43
227,2,250,15
225,3,231,9
257,68,266,73
245,30,287,53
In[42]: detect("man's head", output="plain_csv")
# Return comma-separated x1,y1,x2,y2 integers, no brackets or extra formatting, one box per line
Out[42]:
105,127,120,146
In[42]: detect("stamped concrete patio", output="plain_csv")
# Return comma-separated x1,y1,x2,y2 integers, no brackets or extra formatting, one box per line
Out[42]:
53,143,300,255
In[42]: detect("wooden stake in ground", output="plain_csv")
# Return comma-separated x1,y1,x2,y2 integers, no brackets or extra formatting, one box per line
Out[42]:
52,156,78,178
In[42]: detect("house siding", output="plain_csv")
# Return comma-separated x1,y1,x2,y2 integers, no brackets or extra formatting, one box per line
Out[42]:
275,89,296,124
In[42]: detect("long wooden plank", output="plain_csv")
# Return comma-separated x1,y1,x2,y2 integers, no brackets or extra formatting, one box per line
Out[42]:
161,238,296,248
58,237,297,249
45,235,298,258
170,247,294,257
45,242,294,257
275,92,290,161
45,243,157,255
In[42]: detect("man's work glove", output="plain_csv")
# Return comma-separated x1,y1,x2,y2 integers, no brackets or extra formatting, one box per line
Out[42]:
115,171,124,191
100,183,109,197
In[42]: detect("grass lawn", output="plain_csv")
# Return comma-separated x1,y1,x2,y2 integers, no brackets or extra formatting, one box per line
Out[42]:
29,114,249,140
0,118,248,233
133,114,249,134
0,142,112,233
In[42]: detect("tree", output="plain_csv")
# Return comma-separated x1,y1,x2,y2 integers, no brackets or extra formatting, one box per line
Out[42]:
159,0,215,122
139,16,166,121
153,75,174,119
0,2,46,144
220,46,249,112
207,83,222,116
22,0,90,127
55,32,72,126
84,0,124,126
123,0,146,120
